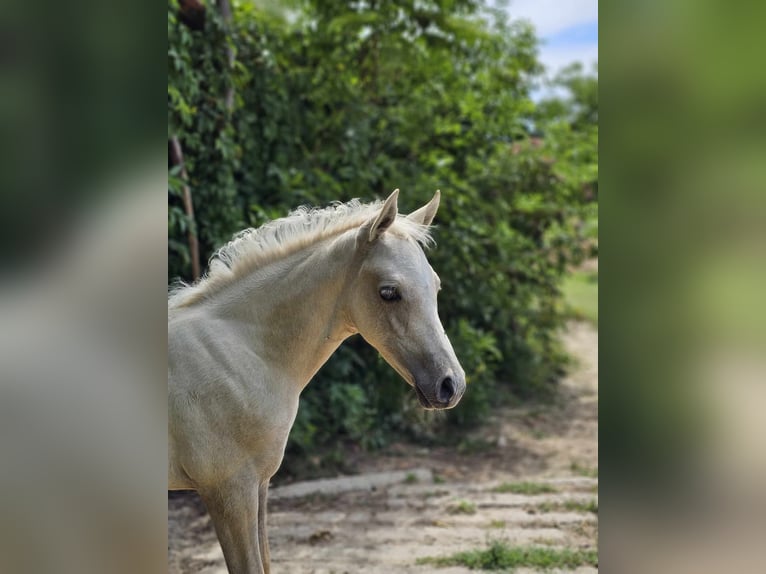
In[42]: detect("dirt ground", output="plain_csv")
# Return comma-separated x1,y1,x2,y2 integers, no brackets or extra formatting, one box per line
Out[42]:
168,321,598,573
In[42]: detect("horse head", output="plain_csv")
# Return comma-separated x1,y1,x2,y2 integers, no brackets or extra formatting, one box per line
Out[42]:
348,189,466,410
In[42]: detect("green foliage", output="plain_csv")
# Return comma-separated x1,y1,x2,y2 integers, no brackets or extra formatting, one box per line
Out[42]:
416,540,598,570
289,348,380,451
168,0,598,456
534,62,598,131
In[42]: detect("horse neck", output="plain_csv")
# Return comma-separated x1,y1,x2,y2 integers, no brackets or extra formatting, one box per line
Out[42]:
212,230,360,385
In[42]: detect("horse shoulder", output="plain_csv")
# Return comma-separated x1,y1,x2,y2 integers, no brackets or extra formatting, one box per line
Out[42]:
168,310,299,487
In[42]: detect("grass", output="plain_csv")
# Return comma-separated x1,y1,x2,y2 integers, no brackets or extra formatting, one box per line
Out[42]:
487,520,506,529
404,472,419,484
457,436,495,454
531,537,560,547
570,461,598,478
565,499,598,514
492,481,558,495
561,269,598,325
448,500,477,515
530,429,548,440
416,540,598,570
535,499,598,515
534,501,555,513
422,489,450,499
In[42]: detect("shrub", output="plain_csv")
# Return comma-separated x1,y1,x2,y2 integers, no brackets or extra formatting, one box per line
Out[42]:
167,0,597,455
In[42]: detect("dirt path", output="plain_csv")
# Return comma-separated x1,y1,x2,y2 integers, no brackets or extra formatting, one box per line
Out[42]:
168,321,598,573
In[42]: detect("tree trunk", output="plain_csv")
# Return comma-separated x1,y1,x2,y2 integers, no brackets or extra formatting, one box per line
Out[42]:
169,136,201,280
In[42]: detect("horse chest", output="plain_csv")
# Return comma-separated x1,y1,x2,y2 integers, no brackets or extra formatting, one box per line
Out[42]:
225,378,299,479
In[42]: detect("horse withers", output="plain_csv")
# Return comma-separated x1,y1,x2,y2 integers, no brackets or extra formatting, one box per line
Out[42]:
168,189,465,573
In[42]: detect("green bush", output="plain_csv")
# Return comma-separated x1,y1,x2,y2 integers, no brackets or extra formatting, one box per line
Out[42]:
167,0,598,455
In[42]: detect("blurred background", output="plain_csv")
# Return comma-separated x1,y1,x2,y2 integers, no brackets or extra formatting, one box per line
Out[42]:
600,1,766,572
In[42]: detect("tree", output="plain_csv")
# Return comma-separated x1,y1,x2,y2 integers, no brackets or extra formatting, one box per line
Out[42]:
534,62,598,130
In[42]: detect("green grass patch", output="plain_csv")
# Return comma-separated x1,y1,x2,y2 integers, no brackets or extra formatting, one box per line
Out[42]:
492,481,558,495
404,472,419,484
535,499,598,515
448,500,477,515
535,501,555,513
416,540,598,570
561,269,598,325
564,499,598,514
457,436,495,454
570,462,598,478
487,519,506,529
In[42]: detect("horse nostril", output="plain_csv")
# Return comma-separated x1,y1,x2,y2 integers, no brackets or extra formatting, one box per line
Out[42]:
437,376,455,404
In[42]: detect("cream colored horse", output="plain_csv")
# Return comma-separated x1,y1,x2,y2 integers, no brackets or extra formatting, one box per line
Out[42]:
168,189,465,573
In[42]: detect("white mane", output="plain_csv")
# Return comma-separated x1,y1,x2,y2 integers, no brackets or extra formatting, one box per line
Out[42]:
169,198,434,309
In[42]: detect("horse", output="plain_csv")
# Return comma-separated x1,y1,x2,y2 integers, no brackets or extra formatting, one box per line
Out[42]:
168,189,466,573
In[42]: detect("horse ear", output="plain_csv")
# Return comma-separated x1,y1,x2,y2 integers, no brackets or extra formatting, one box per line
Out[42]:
407,190,440,226
368,188,399,242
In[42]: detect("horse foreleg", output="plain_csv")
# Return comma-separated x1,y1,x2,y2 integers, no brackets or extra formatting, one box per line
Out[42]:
200,474,265,574
257,482,271,574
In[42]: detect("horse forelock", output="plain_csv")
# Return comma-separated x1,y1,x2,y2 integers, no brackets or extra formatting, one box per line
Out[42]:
168,198,434,309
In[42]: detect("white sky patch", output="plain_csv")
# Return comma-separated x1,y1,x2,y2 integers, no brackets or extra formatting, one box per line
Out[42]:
538,41,598,76
490,0,598,97
529,38,598,102
505,0,598,37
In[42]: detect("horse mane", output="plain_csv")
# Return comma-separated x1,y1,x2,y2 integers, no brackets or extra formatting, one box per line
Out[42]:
169,198,434,309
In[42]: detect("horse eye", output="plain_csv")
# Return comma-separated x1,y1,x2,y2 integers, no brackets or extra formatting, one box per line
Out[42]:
379,286,401,301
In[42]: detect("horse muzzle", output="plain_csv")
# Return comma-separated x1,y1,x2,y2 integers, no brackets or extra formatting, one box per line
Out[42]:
415,371,466,410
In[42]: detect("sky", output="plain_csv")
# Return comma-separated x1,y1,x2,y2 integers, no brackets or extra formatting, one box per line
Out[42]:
493,0,598,95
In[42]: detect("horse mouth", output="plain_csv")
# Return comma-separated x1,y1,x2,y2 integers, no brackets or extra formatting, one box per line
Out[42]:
414,384,434,409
